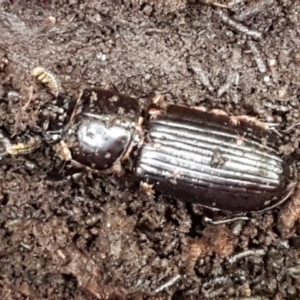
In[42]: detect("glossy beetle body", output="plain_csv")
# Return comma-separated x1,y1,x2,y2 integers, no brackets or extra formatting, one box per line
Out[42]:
4,80,295,213
52,88,294,212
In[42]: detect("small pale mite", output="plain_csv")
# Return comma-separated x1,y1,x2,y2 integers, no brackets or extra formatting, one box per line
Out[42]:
31,67,60,96
6,139,42,155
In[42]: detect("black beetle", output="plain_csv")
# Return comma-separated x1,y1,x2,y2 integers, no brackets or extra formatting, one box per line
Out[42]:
3,68,296,213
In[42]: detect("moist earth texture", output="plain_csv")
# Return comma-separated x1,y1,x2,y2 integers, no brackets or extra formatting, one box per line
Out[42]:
1,1,300,299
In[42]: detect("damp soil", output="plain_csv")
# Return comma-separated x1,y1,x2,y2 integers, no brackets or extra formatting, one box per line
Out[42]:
1,1,300,299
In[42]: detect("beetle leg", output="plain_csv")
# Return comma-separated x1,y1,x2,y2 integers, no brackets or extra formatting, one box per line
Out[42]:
229,116,240,126
149,108,165,120
210,109,228,117
121,117,145,163
233,115,282,136
257,182,296,213
70,158,126,177
169,168,181,184
269,127,283,137
140,181,155,198
191,105,207,112
134,116,144,136
152,94,165,106
55,140,72,161
152,94,169,111
235,115,257,124
255,121,282,136
110,160,126,176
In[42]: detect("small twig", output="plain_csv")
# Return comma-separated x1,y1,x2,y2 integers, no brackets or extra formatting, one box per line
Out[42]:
217,72,237,97
22,85,34,111
155,274,181,293
234,0,272,22
189,57,214,92
215,10,262,40
199,0,229,9
287,265,300,278
228,298,268,300
201,286,224,298
228,249,265,264
204,216,249,225
247,41,267,73
282,122,300,132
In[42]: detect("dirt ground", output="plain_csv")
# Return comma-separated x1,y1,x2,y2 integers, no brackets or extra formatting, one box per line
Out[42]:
1,0,300,299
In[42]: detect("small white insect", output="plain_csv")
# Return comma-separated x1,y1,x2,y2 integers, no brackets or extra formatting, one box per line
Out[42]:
31,67,60,96
6,139,42,155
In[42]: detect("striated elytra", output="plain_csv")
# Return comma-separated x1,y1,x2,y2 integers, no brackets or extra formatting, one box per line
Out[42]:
134,105,294,212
